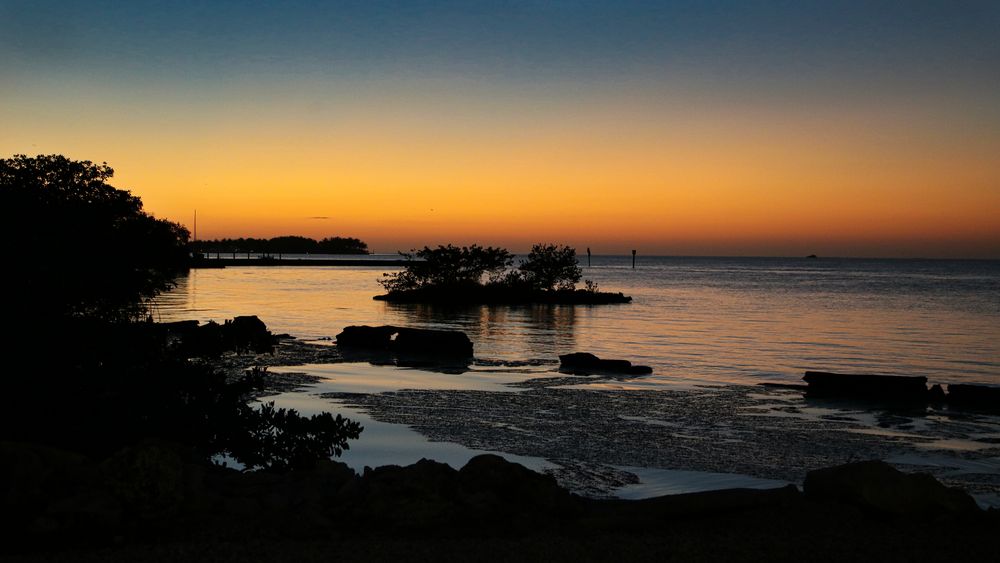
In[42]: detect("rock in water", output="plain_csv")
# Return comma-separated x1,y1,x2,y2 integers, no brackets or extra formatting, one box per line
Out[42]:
946,384,1000,411
336,325,473,358
802,371,928,402
226,315,273,353
928,384,947,404
803,460,979,516
334,325,398,351
392,327,473,358
558,352,653,375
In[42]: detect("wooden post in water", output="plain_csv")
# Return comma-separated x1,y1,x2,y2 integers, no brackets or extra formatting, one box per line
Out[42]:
587,247,591,268
632,249,636,269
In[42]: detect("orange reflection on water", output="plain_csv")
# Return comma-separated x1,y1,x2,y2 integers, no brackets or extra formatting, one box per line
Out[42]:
154,259,999,386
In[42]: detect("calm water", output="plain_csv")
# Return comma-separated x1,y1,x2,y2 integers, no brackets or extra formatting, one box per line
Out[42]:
156,256,1000,386
155,256,1000,500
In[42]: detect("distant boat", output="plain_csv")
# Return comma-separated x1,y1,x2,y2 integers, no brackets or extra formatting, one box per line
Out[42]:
806,254,818,259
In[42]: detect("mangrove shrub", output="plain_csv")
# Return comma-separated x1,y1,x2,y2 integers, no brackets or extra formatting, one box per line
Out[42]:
0,154,190,321
379,244,514,292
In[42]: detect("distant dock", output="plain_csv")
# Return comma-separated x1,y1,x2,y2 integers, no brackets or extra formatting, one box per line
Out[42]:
191,257,408,268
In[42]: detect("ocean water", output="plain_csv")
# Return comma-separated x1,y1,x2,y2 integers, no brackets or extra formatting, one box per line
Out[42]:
154,256,1000,501
156,256,1000,386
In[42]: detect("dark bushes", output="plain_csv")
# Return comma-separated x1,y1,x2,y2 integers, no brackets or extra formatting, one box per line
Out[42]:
377,243,629,304
379,244,514,293
0,154,190,322
2,154,362,474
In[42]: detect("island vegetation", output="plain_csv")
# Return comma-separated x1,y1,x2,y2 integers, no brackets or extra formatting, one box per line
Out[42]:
376,243,631,304
192,235,369,256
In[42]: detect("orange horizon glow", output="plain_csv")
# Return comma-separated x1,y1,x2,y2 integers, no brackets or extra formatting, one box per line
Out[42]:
5,80,1000,258
3,3,999,258
97,102,1000,258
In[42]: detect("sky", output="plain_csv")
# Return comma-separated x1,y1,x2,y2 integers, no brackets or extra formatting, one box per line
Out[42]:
2,0,999,257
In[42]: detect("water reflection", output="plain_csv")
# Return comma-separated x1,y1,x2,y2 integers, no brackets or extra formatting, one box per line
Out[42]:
386,302,578,359
153,258,1000,385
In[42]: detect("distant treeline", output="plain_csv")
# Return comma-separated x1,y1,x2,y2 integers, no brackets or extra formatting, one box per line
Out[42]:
192,235,369,255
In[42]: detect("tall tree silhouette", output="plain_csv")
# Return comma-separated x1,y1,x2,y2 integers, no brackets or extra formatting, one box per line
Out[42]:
0,154,190,321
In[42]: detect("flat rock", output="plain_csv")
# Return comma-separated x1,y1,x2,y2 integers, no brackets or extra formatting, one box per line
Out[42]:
803,371,928,402
947,384,1000,411
336,325,473,358
558,352,652,375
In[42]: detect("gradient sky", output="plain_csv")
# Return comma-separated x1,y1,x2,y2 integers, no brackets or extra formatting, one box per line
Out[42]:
2,1,998,257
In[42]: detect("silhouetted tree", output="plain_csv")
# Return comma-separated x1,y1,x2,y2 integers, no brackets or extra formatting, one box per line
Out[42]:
317,236,368,254
0,154,190,321
518,244,582,291
375,242,628,303
379,244,514,292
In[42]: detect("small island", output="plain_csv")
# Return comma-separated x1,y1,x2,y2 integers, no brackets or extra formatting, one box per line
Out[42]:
192,235,370,256
375,244,631,304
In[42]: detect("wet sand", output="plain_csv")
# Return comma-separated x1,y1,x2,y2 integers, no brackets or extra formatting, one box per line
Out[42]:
259,340,1000,505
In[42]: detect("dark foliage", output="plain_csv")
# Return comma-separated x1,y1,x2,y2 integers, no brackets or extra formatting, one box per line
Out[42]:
1,154,362,474
192,235,368,255
379,244,514,293
0,154,190,321
376,242,623,304
221,399,363,471
5,321,361,471
518,243,583,291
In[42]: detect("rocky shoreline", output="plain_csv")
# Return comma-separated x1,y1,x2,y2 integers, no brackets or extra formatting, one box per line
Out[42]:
6,330,1000,561
225,336,1000,502
4,439,997,562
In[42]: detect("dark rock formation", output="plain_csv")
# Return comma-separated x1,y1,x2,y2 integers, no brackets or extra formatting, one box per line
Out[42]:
928,383,947,404
559,352,653,375
225,315,273,353
947,384,1000,411
163,316,275,357
161,319,200,336
457,454,578,519
334,325,398,351
5,440,997,558
803,460,980,516
350,459,463,527
393,327,474,358
336,325,474,358
802,371,928,402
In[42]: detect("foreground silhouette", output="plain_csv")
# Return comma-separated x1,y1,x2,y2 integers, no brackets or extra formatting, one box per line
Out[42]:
0,154,190,321
3,450,995,561
2,156,363,541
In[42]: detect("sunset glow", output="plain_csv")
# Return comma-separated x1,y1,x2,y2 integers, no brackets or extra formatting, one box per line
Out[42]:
3,1,998,257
